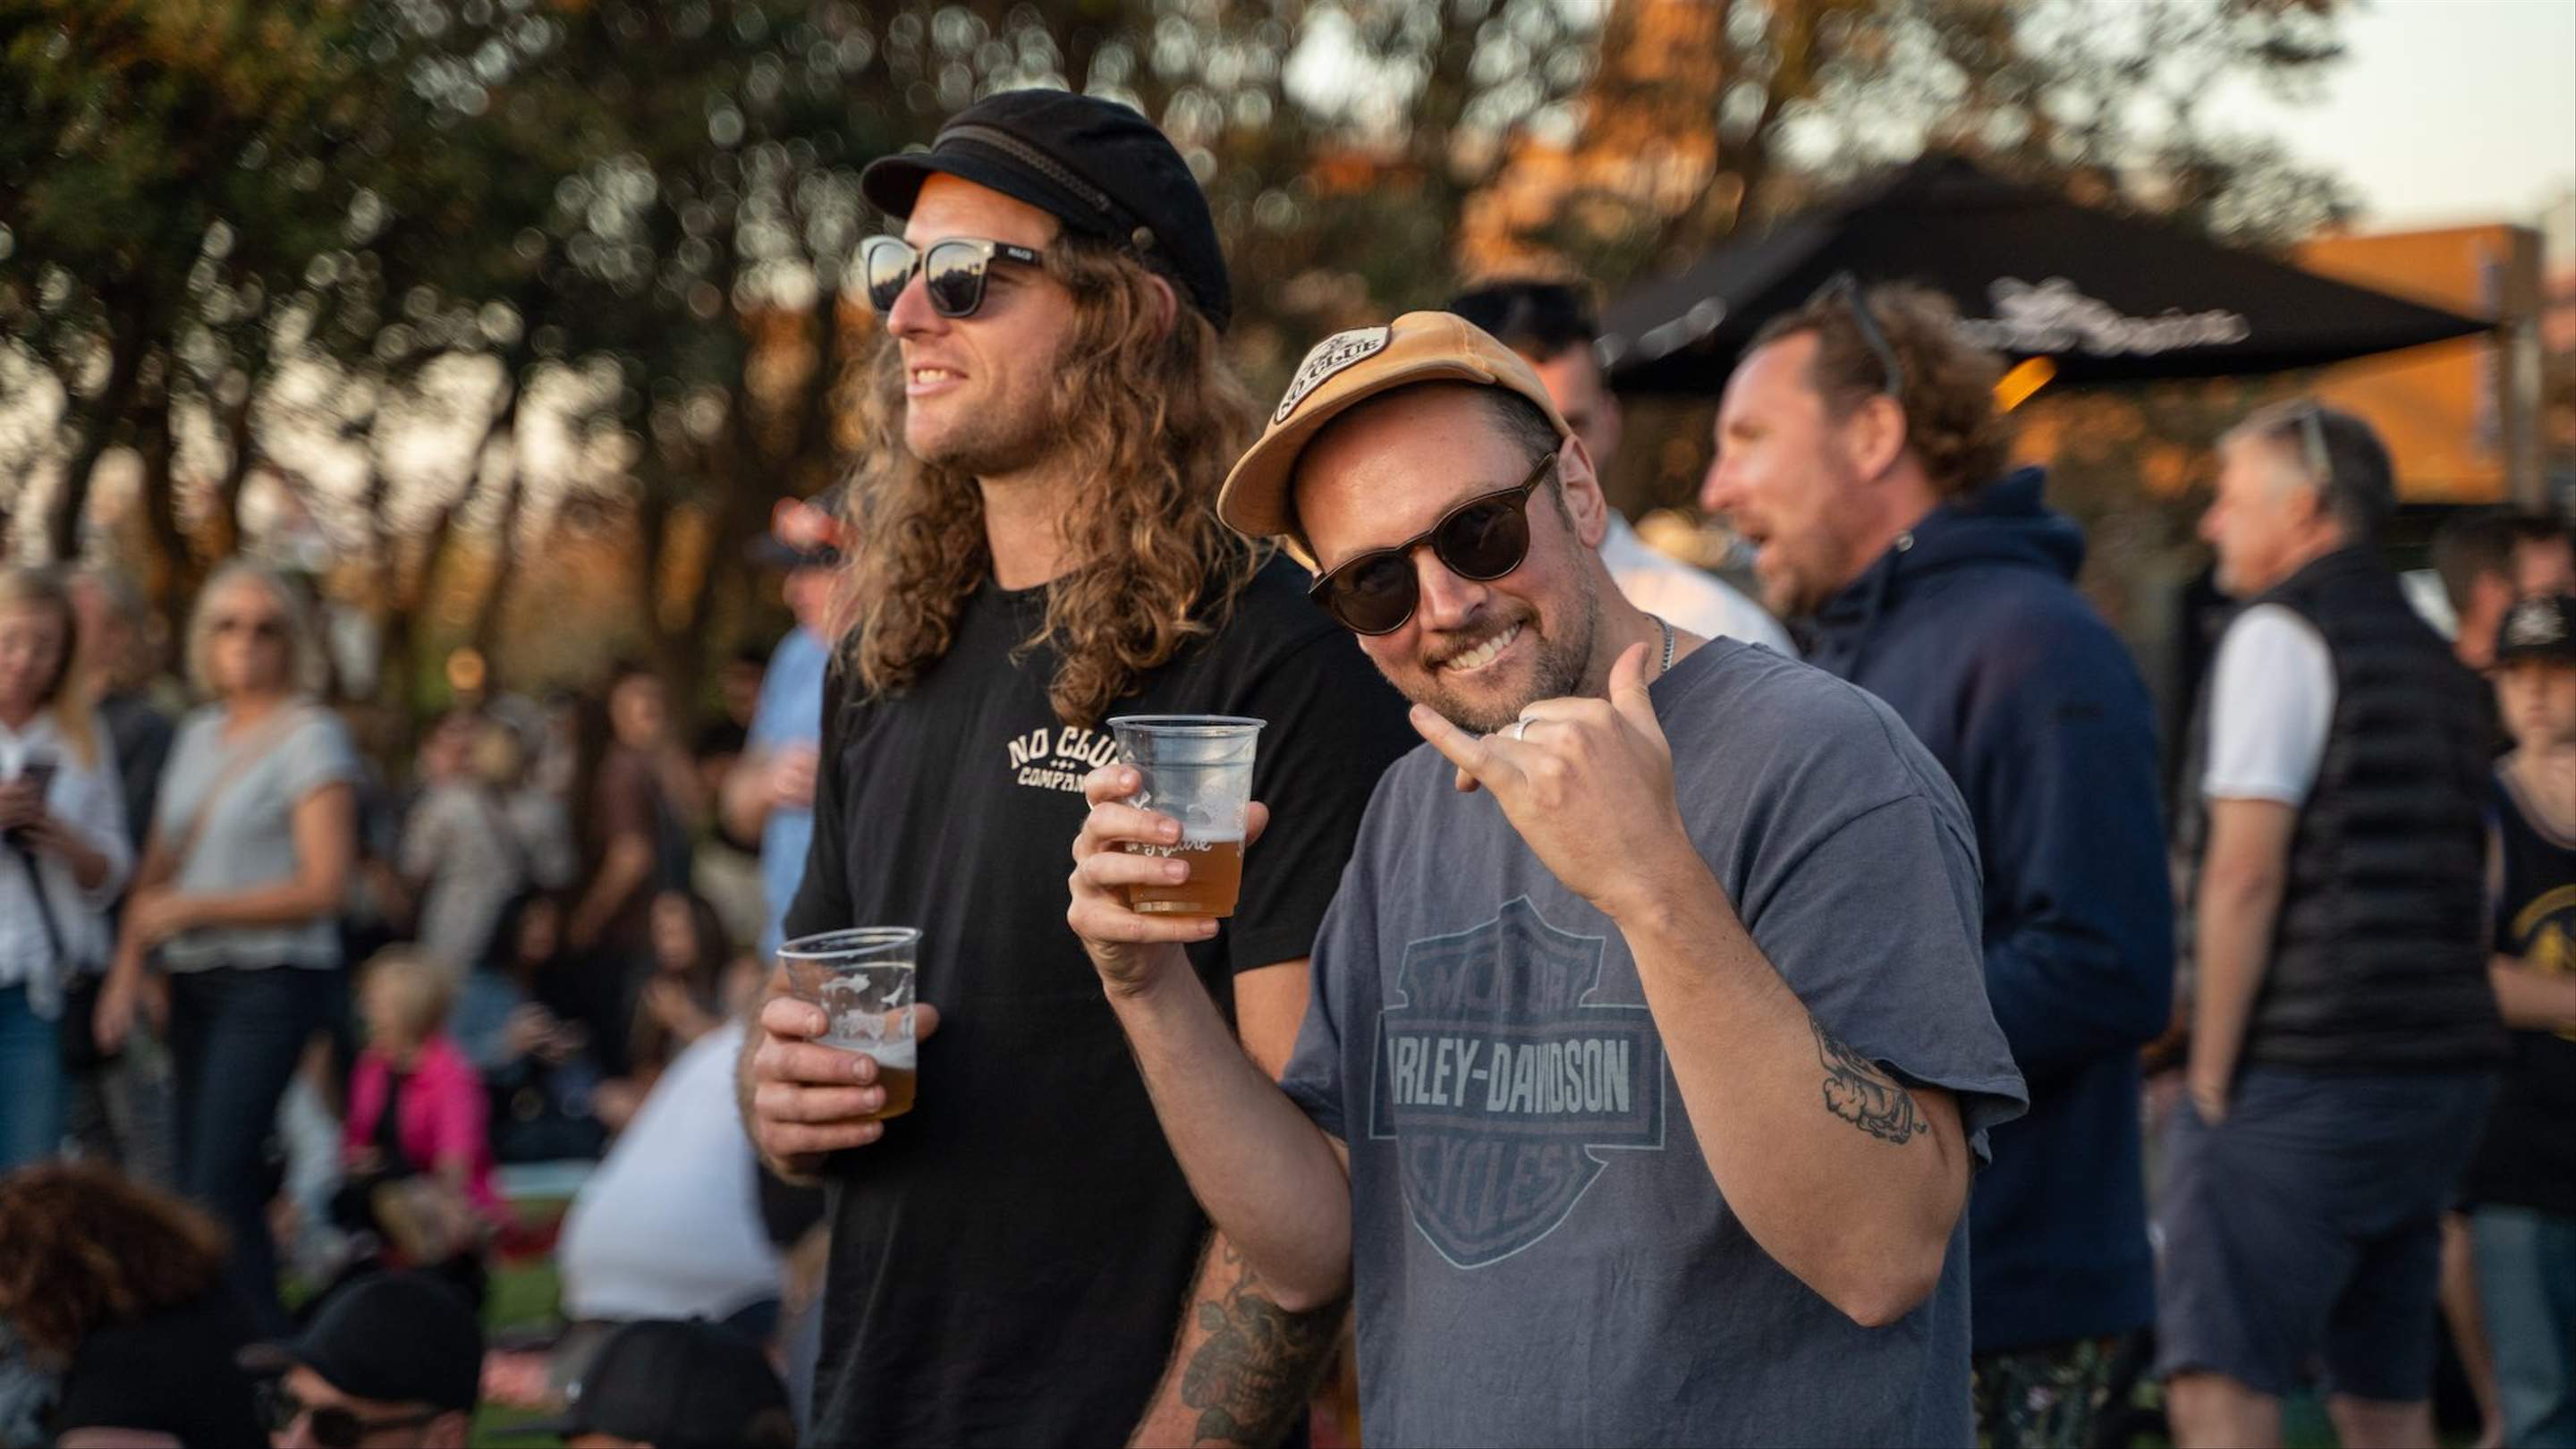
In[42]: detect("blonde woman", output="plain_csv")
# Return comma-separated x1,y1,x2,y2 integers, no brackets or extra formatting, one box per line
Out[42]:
94,561,359,1334
0,567,130,1171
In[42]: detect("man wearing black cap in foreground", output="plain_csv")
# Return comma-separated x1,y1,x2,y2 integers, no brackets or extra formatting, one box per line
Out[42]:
736,89,1416,1445
524,1318,794,1449
240,1272,481,1449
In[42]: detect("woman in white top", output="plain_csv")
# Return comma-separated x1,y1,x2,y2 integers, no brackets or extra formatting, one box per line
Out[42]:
94,562,359,1334
0,568,131,1171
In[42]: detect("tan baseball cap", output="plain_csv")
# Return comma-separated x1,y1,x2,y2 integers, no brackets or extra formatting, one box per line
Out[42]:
1216,310,1573,564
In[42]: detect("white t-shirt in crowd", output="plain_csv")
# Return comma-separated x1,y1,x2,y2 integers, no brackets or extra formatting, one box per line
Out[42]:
557,1019,782,1323
2201,604,2337,806
1597,514,1798,656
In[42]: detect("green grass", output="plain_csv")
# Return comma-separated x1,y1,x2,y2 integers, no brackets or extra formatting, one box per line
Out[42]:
472,1225,566,1449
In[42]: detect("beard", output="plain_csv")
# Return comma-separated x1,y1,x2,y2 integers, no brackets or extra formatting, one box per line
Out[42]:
907,379,1061,480
1405,564,1600,734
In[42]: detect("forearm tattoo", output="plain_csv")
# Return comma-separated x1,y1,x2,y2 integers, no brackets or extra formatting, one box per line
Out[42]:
1810,1017,1928,1144
1181,1242,1343,1446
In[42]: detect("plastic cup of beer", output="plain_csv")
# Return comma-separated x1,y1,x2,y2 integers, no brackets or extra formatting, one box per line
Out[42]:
1106,715,1265,919
778,928,919,1119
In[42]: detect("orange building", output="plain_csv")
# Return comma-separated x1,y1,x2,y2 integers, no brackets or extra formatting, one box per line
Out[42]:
2297,225,2543,505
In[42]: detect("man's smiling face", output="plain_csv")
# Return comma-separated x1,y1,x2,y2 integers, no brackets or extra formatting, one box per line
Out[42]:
1293,384,1602,733
886,174,1073,477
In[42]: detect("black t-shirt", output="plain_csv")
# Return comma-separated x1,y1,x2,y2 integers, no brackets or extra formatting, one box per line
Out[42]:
784,555,1416,1446
49,1292,267,1445
2461,767,2576,1216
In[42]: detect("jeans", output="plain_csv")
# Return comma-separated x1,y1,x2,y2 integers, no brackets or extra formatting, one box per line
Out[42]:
0,984,64,1173
166,965,339,1336
2473,1206,2576,1449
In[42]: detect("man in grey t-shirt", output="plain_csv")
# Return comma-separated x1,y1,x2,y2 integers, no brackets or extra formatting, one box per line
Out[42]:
1065,313,2025,1445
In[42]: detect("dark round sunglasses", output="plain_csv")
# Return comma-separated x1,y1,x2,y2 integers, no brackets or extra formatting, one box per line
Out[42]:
860,235,1045,318
261,1381,445,1449
1308,451,1560,635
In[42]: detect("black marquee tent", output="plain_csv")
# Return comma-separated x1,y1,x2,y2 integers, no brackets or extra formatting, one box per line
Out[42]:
1599,154,2493,394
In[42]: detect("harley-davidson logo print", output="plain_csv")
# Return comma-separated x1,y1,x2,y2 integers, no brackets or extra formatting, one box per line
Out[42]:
1368,896,1666,1268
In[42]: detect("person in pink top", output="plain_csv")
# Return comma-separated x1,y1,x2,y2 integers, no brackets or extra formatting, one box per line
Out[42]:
335,946,498,1307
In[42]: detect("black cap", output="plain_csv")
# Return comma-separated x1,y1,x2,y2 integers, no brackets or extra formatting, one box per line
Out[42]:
521,1319,792,1449
860,89,1232,331
2496,593,2576,665
239,1273,483,1412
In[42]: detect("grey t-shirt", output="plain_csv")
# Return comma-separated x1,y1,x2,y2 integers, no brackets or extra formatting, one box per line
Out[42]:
1279,640,2028,1448
152,705,360,972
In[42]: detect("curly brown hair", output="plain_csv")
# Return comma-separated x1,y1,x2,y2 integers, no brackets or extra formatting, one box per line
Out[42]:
1749,281,2013,498
0,1163,229,1362
831,237,1263,727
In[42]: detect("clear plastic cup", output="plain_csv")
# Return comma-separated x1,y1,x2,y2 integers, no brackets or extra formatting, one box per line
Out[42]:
778,927,919,1119
1106,715,1265,918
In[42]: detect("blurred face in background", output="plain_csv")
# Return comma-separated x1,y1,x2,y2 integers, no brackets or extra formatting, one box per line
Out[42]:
0,599,66,719
66,578,139,692
1701,332,1885,617
1528,345,1623,479
649,891,701,973
607,674,666,750
2497,658,2576,752
888,175,1074,479
2201,434,2325,598
203,577,292,699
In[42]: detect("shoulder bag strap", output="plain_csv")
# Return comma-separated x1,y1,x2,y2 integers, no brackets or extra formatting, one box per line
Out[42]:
164,704,318,875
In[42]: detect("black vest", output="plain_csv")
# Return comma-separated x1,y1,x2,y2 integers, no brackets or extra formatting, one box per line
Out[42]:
2241,548,2507,1072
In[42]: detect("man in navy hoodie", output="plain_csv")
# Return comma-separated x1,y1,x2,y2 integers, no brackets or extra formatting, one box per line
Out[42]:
1703,279,2173,1448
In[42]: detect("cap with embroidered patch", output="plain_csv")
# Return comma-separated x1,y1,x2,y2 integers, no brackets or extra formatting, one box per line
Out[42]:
2494,593,2576,665
1216,310,1572,564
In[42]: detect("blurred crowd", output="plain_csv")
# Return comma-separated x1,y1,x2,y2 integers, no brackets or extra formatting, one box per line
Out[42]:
1,87,2572,1449
0,521,840,1445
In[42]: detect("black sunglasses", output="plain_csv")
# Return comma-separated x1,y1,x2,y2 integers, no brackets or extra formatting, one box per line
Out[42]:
1820,272,1905,400
1309,451,1560,635
860,235,1045,318
260,1382,445,1449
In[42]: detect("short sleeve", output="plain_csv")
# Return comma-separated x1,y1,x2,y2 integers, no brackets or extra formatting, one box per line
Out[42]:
1224,632,1416,974
2201,605,2335,805
1741,793,2029,1160
276,711,361,807
1276,846,1385,1142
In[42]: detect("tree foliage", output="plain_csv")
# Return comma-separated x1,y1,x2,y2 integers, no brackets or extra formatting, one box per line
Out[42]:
1,0,2360,717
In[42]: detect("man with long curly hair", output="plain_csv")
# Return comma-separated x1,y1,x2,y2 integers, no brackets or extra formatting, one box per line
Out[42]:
1701,281,2172,1447
737,90,1414,1446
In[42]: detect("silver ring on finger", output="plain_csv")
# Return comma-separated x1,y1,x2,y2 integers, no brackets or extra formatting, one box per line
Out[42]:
1510,716,1538,742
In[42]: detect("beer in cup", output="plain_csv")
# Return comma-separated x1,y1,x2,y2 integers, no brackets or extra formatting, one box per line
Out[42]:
1106,715,1264,919
778,928,919,1118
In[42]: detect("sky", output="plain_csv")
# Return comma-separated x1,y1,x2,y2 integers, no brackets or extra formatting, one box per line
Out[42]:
2205,0,2576,257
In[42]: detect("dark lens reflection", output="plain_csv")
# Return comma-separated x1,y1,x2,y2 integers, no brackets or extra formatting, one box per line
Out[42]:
863,239,915,313
923,242,985,317
1438,501,1530,579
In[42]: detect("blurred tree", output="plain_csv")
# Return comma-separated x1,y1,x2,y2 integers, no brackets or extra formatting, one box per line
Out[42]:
4,0,2366,727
